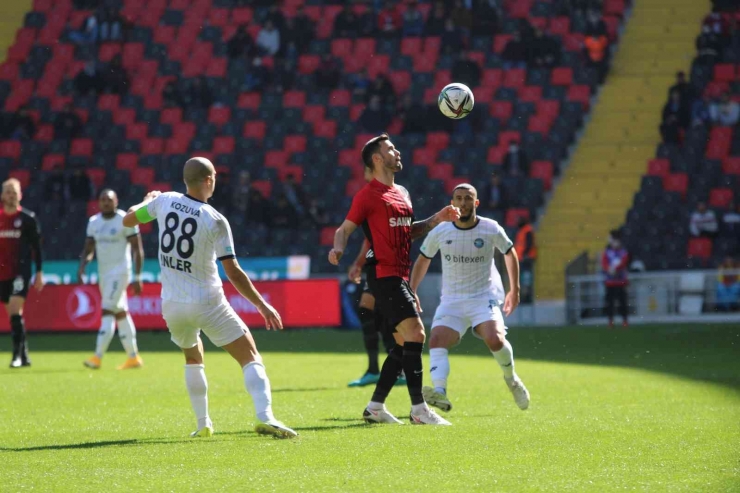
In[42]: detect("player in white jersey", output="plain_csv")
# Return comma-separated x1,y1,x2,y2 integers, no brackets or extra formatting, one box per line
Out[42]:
410,184,530,412
122,157,297,439
79,189,144,370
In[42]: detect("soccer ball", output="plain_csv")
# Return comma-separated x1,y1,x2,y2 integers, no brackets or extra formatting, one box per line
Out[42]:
438,83,474,119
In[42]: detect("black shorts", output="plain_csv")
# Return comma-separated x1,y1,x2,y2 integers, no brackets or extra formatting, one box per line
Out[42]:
0,276,30,304
367,272,419,330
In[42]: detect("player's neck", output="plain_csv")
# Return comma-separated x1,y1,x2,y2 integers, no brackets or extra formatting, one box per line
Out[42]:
185,188,209,203
454,215,478,230
3,204,19,214
373,170,395,187
101,212,116,219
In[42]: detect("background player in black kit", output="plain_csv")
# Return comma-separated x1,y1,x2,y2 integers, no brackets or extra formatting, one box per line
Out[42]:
0,178,44,368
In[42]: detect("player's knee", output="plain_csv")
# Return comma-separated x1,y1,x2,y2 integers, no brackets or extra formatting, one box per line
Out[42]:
485,332,506,352
185,356,202,365
428,331,447,349
405,324,426,343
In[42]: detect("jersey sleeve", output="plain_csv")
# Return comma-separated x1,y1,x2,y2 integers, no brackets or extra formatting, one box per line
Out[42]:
124,223,140,238
137,194,162,223
213,215,236,261
491,222,514,253
345,189,368,225
25,211,43,271
419,227,440,259
86,217,95,239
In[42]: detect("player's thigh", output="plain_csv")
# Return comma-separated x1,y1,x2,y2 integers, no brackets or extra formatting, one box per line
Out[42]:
431,301,470,346
221,330,261,367
200,302,251,351
372,278,420,338
472,303,508,351
182,338,205,365
429,325,462,349
395,316,425,343
162,300,202,349
359,289,375,310
99,275,129,314
6,276,29,315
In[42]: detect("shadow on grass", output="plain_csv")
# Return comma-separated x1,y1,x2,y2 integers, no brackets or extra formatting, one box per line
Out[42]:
272,386,337,393
19,325,740,391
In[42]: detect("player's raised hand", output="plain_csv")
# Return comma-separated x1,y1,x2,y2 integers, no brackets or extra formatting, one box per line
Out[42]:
144,190,161,201
328,248,343,265
437,205,461,222
258,302,284,331
348,263,362,283
33,272,44,292
503,289,520,316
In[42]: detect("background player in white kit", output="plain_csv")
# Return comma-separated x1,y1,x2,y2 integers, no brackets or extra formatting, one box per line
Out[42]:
79,189,144,370
123,157,297,439
410,184,530,412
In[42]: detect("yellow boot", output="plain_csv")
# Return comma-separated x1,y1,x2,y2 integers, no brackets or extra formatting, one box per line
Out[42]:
117,355,143,370
84,355,102,369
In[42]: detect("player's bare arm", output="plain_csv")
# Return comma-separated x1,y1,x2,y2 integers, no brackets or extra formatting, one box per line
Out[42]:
128,234,144,295
221,258,283,331
122,191,162,227
410,205,461,240
77,237,96,283
348,239,370,283
28,215,44,292
503,248,521,316
410,254,432,313
329,220,358,265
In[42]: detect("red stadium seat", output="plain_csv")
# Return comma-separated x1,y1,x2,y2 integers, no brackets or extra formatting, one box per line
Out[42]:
505,208,530,228
237,92,261,109
302,105,326,123
709,188,734,209
344,179,366,197
131,167,155,187
208,8,229,26
413,53,438,73
388,71,411,94
244,121,266,139
265,150,289,168
160,107,183,125
314,120,338,138
367,55,390,77
548,16,571,36
126,122,149,141
320,226,336,246
207,106,231,126
212,136,235,154
481,69,503,88
42,154,65,171
713,63,735,83
252,180,273,199
284,135,307,154
530,161,554,190
426,132,450,151
232,7,253,24
528,115,552,134
338,149,356,167
87,200,100,217
8,170,30,188
328,89,351,107
433,70,452,89
116,154,139,171
283,90,307,108
143,92,164,110
298,55,321,75
141,138,164,155
490,100,513,121
564,33,585,52
537,99,561,119
34,124,54,142
165,136,189,155
331,39,353,59
604,0,626,16
205,58,227,77
567,85,591,109
428,164,453,180
424,37,441,55
499,131,521,146
706,139,731,160
503,69,527,88
687,237,712,260
97,94,120,111
98,43,121,62
87,168,106,189
401,37,422,56
70,138,93,157
485,146,505,165
647,158,670,177
710,126,733,144
519,85,543,102
551,67,573,86
412,148,437,166
354,38,377,62
663,173,689,196
493,35,512,54
723,157,740,175
172,122,196,139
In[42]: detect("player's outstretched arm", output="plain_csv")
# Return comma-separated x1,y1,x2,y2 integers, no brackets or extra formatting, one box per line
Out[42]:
410,205,460,240
410,254,432,313
128,235,144,294
221,258,284,330
77,238,96,283
122,191,161,227
348,239,370,283
329,220,358,266
503,248,521,316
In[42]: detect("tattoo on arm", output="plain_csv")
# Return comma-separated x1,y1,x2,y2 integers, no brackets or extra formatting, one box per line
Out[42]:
411,214,442,240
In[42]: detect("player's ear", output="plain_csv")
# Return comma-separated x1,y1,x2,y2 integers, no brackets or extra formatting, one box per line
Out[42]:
475,199,480,207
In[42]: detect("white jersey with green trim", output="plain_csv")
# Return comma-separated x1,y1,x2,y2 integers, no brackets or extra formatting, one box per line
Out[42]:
419,217,513,304
144,192,235,305
86,210,139,278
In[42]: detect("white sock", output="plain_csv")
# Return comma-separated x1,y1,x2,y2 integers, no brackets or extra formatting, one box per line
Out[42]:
492,339,515,379
243,361,275,423
117,313,139,357
411,402,429,414
367,401,385,411
429,347,450,394
94,315,116,358
185,364,212,430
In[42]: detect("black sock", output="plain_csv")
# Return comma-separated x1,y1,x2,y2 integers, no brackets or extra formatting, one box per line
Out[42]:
371,345,404,404
403,342,425,405
359,308,380,374
378,311,396,354
10,315,24,356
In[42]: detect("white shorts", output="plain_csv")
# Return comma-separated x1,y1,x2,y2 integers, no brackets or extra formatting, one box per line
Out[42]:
162,299,248,349
99,274,129,313
431,299,507,340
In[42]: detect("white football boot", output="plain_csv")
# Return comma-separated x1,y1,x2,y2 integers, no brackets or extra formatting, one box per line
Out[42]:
504,375,530,410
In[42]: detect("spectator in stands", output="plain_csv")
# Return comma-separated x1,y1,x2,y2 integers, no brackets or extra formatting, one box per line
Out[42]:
272,58,296,93
232,171,251,216
98,7,123,42
282,17,312,56
282,174,307,217
441,19,465,55
210,171,232,216
307,198,328,227
502,31,528,69
691,93,712,127
452,51,482,88
584,32,610,84
482,173,508,214
244,57,270,92
162,78,184,108
269,195,298,228
503,141,530,177
365,74,396,107
377,1,401,37
68,167,93,201
246,189,267,225
709,92,740,126
266,4,286,33
334,4,360,38
102,54,129,95
44,165,68,203
350,68,372,98
663,90,690,129
69,10,99,45
584,9,607,37
703,9,730,38
184,76,213,109
722,202,740,236
601,230,630,327
690,202,719,238
402,0,425,37
74,60,102,96
359,95,392,133
716,256,740,312
696,25,723,65
425,1,448,36
53,103,82,140
530,27,562,68
472,0,500,36
315,54,341,90
669,71,695,107
514,216,537,304
450,0,473,34
227,25,255,60
256,20,281,57
660,114,682,144
292,6,315,49
397,93,427,134
8,105,35,141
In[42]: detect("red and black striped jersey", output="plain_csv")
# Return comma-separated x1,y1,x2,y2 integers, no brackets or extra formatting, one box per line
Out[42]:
0,207,42,281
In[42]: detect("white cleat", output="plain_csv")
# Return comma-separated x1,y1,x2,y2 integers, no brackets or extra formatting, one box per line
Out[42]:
255,420,299,439
422,386,453,412
505,376,530,410
189,426,214,438
363,407,404,424
409,406,452,425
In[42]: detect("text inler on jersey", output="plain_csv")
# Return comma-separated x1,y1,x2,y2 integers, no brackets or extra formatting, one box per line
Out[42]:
160,253,192,273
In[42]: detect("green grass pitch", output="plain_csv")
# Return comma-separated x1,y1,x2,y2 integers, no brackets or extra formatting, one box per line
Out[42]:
1,324,738,492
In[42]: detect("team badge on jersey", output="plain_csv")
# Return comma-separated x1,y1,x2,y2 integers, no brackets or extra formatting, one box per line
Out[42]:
474,238,485,248
13,218,22,228
446,240,453,244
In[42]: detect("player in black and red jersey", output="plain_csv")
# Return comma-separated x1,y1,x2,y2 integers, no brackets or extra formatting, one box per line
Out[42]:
0,178,44,368
329,133,460,425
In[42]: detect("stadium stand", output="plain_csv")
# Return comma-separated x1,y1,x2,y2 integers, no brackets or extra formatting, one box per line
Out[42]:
0,0,624,276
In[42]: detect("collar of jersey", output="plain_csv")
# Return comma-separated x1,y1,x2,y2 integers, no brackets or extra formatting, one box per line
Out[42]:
452,217,480,231
184,193,206,204
370,179,393,190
